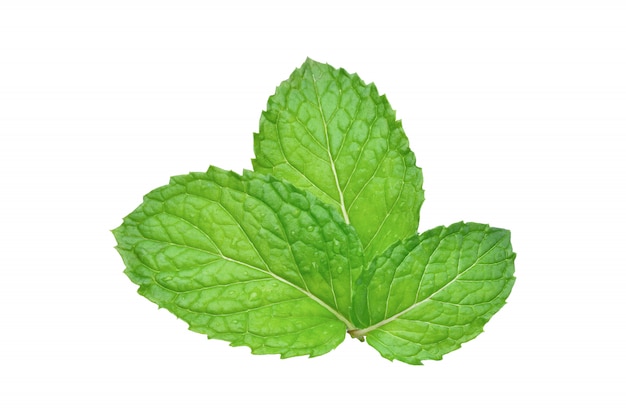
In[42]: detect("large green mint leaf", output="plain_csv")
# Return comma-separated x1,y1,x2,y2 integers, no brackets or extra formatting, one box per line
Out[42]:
253,58,424,263
113,167,363,358
350,222,515,365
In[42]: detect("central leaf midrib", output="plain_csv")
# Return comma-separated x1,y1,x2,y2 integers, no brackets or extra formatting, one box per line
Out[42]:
310,69,350,225
138,233,356,330
221,254,354,327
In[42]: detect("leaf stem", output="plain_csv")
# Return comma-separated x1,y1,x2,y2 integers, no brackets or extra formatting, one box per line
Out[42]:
347,329,365,342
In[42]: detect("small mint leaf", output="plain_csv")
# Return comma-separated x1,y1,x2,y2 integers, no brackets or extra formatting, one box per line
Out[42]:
351,222,515,365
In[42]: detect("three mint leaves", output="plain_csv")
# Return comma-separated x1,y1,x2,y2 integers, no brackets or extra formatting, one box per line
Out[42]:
113,59,516,365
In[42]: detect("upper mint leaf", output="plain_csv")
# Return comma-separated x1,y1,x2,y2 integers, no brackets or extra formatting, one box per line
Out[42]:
351,222,515,365
113,167,363,358
253,58,424,264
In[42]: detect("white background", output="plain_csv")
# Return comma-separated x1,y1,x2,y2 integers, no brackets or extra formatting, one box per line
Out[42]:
1,0,624,416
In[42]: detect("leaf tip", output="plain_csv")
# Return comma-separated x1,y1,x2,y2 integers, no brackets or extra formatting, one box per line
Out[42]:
303,56,323,66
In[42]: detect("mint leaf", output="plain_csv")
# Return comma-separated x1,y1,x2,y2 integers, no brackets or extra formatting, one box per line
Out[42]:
113,60,516,364
113,167,363,358
350,222,515,364
253,59,424,263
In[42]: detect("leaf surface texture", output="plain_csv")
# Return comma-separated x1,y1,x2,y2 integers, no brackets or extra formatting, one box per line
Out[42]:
113,60,516,364
351,222,515,364
114,168,362,358
254,59,424,262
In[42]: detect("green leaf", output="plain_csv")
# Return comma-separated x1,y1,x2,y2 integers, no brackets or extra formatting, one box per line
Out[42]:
253,58,424,263
350,222,515,365
113,167,363,358
113,60,517,364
